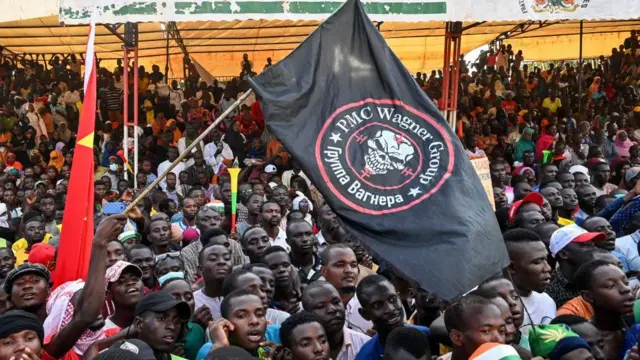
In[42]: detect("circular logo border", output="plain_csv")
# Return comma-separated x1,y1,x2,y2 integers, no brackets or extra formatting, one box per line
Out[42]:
315,98,456,215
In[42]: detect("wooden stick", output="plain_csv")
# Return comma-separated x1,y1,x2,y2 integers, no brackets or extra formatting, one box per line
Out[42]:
124,89,254,213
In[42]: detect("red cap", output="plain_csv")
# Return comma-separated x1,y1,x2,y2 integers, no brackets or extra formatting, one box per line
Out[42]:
508,192,545,223
182,228,200,243
27,243,56,268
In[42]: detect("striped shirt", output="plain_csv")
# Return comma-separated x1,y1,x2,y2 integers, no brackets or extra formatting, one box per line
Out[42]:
105,88,123,111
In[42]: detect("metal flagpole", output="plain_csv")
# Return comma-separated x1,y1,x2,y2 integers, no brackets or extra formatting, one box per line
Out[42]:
123,47,129,181
133,45,140,189
578,20,584,113
124,89,254,213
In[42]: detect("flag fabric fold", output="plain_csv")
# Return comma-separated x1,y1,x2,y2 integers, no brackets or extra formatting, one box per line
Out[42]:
53,23,97,288
249,0,507,299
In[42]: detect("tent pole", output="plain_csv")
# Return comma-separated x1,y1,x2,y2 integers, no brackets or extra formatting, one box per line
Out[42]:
123,46,129,181
124,90,253,213
578,20,583,113
165,26,170,81
134,45,139,190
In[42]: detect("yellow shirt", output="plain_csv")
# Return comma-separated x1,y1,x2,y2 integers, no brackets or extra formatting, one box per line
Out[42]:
557,217,575,227
12,235,53,266
542,97,562,113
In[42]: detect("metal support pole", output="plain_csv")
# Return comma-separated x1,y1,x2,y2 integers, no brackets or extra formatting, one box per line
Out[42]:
442,22,462,131
123,47,129,181
124,90,254,213
165,28,170,81
578,20,583,113
134,46,139,189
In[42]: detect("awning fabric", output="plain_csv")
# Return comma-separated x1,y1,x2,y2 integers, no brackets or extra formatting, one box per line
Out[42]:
0,1,638,77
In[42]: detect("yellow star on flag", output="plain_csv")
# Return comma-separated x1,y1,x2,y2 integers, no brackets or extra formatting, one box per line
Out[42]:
76,132,95,149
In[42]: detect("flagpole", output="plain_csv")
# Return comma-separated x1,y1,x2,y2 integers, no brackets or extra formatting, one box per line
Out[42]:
124,89,253,213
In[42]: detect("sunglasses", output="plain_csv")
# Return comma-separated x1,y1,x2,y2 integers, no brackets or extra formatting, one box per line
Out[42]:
155,252,181,262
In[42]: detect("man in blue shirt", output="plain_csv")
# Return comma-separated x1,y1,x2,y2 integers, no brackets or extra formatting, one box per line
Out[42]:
354,275,429,360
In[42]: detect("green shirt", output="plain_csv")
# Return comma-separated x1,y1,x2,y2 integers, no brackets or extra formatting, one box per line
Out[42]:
184,322,206,360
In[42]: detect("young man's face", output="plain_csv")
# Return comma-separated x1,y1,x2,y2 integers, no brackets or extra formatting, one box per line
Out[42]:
155,257,183,278
304,284,346,334
272,188,288,207
251,267,276,304
196,209,223,233
227,295,267,352
182,199,199,221
137,308,184,352
106,241,126,268
233,272,268,308
321,248,358,292
95,184,107,200
39,198,56,219
0,329,43,360
287,221,315,256
359,281,403,330
142,161,152,174
199,245,232,282
574,173,590,187
190,189,206,207
246,195,263,216
508,241,552,293
260,203,282,227
586,264,634,314
108,270,144,307
24,220,45,244
11,273,49,310
287,322,331,360
557,173,576,189
166,174,177,189
454,304,505,357
263,251,292,289
0,249,15,279
243,228,271,263
148,220,171,248
128,248,155,282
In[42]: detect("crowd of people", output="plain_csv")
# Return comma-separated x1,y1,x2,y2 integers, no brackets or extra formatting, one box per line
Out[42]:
1,28,640,360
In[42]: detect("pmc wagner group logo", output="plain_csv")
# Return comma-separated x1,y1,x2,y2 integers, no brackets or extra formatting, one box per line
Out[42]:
315,99,454,215
521,0,588,14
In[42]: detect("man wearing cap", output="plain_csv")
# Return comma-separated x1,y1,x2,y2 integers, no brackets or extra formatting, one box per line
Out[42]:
0,310,45,360
508,192,546,230
4,263,50,323
546,224,605,307
27,243,55,272
12,211,53,266
132,291,191,360
0,247,15,281
117,231,140,251
103,261,145,337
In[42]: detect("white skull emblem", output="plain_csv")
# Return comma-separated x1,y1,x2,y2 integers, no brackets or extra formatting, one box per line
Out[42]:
363,130,415,175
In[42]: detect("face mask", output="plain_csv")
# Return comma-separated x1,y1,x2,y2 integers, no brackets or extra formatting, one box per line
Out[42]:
109,164,118,172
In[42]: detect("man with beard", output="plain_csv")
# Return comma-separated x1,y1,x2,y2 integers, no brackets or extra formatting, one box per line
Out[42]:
287,220,322,285
354,275,428,360
132,291,191,360
171,198,198,243
221,180,248,224
540,185,565,224
103,261,145,337
279,312,331,360
301,281,370,359
236,193,263,236
575,185,598,223
271,185,290,227
321,244,371,335
259,201,287,251
127,245,156,290
243,226,272,264
147,218,173,255
581,217,617,252
546,225,605,307
38,194,59,236
194,244,233,320
504,229,554,332
208,290,268,358
316,204,342,253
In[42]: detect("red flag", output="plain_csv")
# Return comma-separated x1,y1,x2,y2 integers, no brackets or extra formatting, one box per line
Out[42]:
53,24,97,288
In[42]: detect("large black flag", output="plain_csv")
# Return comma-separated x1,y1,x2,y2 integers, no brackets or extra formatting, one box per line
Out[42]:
249,0,507,299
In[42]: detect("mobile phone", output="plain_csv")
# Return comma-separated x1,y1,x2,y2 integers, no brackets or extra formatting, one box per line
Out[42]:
103,201,126,215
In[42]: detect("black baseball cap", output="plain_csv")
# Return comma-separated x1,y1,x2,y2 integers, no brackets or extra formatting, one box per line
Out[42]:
109,339,155,360
134,290,191,320
4,263,50,295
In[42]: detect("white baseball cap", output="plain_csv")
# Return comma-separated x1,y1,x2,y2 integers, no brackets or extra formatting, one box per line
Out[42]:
264,164,277,174
549,224,606,257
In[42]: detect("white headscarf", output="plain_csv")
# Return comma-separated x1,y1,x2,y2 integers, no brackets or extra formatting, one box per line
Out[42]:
0,203,9,228
43,280,105,355
292,192,313,225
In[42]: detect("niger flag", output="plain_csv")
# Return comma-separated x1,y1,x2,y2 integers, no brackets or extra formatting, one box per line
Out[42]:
53,24,97,288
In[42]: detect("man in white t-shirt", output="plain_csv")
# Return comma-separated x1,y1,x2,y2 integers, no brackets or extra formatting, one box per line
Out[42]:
504,228,555,334
157,146,185,191
193,243,233,320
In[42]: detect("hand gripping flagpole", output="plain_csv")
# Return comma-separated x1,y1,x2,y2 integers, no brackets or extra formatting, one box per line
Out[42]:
124,89,253,213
